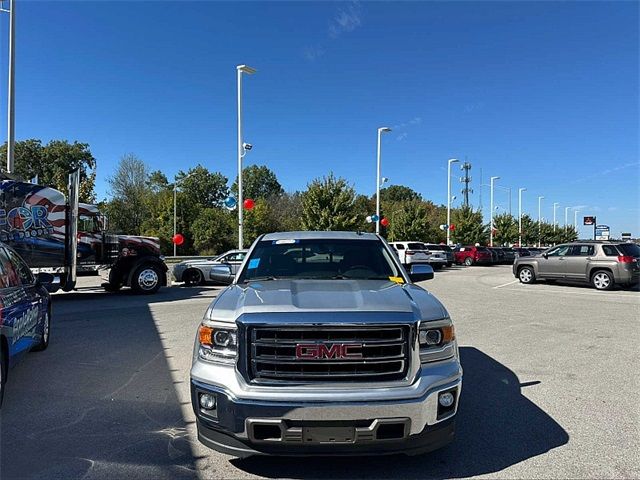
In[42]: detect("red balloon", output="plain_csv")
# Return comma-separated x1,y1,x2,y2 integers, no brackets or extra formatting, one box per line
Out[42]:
380,217,389,227
449,224,456,231
243,198,255,210
172,233,185,246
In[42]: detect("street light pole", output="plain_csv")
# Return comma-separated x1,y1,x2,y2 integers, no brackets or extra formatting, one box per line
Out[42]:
2,0,16,173
537,196,544,247
553,202,559,232
447,158,459,245
565,206,571,226
518,187,526,246
490,176,500,246
236,64,256,249
574,209,580,232
375,127,391,234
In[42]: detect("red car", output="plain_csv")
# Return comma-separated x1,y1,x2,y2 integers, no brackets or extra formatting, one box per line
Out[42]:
454,246,493,266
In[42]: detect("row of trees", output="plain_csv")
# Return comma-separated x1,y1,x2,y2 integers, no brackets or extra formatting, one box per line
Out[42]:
2,139,577,256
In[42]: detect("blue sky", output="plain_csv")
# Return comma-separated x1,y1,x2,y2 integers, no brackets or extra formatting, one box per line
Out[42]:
0,1,638,237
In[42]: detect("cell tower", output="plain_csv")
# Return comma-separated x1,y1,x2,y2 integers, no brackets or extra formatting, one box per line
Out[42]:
460,161,473,208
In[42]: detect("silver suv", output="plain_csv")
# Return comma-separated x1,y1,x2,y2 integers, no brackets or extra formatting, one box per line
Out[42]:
513,241,640,290
190,231,461,457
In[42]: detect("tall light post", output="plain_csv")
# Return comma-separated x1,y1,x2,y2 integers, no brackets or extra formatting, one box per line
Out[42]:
489,176,500,246
553,202,559,232
565,206,571,226
236,64,256,249
518,187,526,246
173,173,194,257
375,127,391,234
1,0,16,173
574,209,580,232
447,158,459,245
537,195,544,247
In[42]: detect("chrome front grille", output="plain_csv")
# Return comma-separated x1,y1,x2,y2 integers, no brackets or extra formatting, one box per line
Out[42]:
248,326,409,382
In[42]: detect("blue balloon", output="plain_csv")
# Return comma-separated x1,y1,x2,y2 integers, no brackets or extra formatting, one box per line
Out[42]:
371,214,380,222
223,196,237,210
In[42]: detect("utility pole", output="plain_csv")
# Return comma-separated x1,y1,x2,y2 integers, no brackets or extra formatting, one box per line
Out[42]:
460,161,472,208
2,0,16,173
478,167,483,210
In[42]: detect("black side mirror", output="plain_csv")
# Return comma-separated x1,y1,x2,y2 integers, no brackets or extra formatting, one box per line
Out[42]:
543,253,548,259
36,272,55,285
409,264,434,282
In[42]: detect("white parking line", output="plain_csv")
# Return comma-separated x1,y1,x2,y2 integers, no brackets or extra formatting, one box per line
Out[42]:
501,287,639,299
493,280,519,289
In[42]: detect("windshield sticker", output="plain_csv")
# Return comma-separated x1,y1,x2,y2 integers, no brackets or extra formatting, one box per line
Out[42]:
248,258,260,269
273,239,298,245
388,276,404,284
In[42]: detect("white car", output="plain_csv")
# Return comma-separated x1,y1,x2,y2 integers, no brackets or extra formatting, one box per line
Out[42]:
388,242,432,267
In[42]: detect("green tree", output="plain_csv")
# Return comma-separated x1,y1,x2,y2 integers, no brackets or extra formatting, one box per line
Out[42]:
301,174,360,231
106,154,150,234
451,206,489,245
519,214,538,246
379,185,422,203
1,139,97,202
177,165,229,209
387,200,431,242
492,213,519,246
231,165,284,200
191,208,235,255
269,192,304,232
243,198,278,245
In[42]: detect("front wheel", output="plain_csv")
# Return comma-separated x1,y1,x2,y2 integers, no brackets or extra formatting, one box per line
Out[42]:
183,269,204,286
464,257,473,266
32,309,51,352
132,264,162,294
518,266,535,284
591,270,614,291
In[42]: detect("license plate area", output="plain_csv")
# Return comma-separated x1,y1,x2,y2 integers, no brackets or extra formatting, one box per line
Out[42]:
303,426,355,444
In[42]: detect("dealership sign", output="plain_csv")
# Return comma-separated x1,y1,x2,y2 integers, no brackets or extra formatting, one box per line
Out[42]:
583,216,596,226
595,224,610,240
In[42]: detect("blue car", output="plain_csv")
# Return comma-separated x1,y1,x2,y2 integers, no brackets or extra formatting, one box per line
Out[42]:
0,243,52,407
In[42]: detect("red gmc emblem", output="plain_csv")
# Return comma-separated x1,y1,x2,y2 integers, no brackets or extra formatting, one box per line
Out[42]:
295,343,363,360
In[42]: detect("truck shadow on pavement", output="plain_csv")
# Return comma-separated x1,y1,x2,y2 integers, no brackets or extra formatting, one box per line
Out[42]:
0,287,204,479
233,346,570,479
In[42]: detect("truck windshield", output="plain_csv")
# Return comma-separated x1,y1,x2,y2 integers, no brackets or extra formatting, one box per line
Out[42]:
239,239,403,282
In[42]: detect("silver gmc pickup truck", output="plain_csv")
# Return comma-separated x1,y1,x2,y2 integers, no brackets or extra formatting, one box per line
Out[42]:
190,231,462,457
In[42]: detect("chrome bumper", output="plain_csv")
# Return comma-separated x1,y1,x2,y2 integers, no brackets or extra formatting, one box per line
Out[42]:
191,358,462,456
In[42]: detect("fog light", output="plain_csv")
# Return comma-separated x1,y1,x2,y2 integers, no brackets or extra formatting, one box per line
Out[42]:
199,393,216,410
439,392,455,408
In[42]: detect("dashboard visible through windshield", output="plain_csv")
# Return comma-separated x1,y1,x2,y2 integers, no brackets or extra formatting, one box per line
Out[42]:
238,239,403,282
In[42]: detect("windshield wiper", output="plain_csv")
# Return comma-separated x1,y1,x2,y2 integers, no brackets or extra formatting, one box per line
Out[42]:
331,275,393,280
243,276,279,283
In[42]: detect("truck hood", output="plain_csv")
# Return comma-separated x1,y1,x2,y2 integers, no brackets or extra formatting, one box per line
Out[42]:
206,279,449,323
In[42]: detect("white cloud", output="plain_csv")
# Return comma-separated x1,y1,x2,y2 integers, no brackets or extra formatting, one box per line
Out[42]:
396,132,409,142
328,2,362,39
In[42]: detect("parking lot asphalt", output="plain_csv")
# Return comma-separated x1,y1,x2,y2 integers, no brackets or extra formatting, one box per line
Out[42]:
1,267,638,480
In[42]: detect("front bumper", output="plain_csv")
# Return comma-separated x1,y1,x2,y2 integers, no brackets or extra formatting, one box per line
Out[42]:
191,359,462,457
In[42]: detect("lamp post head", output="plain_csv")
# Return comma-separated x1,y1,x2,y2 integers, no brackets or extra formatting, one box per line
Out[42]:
378,127,392,134
237,64,256,74
490,176,500,182
448,158,459,164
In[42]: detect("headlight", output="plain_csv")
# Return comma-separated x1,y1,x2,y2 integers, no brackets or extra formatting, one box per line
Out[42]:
197,322,237,365
418,318,457,364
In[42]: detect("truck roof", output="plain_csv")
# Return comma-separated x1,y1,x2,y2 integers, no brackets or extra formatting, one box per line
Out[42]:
261,231,379,241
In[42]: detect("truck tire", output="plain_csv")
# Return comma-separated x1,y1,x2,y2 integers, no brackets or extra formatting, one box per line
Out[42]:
518,266,535,284
32,309,51,352
464,257,473,266
132,264,162,294
591,270,614,291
